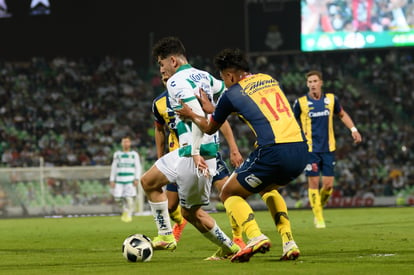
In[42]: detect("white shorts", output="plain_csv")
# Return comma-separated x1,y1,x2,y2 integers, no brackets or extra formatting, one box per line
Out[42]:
111,183,137,198
155,149,216,209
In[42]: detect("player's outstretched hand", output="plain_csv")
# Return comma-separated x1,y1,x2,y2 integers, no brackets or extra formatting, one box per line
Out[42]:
176,100,193,120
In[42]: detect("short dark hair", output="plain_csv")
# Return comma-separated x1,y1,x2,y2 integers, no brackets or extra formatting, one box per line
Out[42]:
152,36,186,59
214,48,250,72
306,70,323,80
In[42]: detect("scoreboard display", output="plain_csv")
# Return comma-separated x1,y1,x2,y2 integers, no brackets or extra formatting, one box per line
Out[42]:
301,0,414,51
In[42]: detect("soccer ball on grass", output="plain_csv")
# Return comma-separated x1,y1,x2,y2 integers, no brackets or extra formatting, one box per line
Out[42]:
122,234,153,262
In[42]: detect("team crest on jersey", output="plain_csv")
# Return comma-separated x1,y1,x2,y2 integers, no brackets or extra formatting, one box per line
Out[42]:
324,97,330,104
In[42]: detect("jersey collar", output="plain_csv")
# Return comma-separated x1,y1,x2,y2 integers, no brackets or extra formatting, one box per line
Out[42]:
176,64,192,73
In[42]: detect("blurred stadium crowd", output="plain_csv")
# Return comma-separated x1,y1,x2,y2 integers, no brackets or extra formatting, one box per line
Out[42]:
1,49,413,200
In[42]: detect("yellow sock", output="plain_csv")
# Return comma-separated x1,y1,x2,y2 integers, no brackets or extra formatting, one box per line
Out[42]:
308,188,324,222
169,205,184,225
224,196,261,240
227,212,243,239
262,190,294,244
320,188,333,207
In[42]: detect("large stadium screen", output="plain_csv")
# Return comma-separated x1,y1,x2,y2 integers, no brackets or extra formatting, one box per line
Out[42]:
301,0,414,51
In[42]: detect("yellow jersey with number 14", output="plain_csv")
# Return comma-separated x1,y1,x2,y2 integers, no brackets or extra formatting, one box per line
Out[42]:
212,73,305,147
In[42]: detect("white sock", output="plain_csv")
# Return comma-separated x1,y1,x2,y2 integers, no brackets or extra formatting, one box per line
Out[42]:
113,197,122,212
149,200,173,235
202,221,234,249
125,197,134,217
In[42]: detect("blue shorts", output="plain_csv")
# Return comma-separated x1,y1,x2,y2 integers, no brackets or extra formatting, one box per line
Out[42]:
165,151,230,193
166,182,178,192
304,152,335,177
236,142,308,193
213,151,230,182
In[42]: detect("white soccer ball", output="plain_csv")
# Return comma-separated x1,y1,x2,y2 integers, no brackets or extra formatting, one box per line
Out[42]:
122,234,153,262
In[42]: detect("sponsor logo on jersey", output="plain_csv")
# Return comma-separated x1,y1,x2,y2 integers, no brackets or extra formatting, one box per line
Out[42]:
308,109,330,117
242,79,278,95
245,174,262,188
189,73,209,82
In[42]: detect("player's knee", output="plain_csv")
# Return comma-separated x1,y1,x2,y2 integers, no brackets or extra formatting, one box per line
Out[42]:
140,175,150,191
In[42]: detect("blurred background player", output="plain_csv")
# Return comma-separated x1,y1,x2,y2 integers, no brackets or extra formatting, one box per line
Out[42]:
141,36,241,260
177,48,308,262
109,136,142,222
152,76,245,248
293,70,362,228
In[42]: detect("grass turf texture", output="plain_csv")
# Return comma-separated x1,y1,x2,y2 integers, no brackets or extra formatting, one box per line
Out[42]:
0,207,413,275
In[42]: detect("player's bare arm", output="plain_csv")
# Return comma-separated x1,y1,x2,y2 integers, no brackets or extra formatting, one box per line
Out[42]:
219,121,243,167
338,109,362,144
154,122,167,158
176,101,221,135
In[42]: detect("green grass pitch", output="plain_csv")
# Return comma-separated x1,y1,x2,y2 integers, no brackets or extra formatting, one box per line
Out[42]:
0,207,413,275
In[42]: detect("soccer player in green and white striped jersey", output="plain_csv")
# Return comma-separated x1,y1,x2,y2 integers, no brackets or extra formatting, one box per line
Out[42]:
110,136,142,222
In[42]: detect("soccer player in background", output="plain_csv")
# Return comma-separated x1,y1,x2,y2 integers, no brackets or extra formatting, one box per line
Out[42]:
293,70,362,228
177,48,307,262
141,36,241,260
109,136,142,223
152,76,246,250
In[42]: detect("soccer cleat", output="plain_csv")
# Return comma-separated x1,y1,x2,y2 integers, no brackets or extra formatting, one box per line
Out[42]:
314,218,326,229
230,234,271,263
172,219,188,242
280,241,300,260
204,243,240,261
233,237,246,249
121,212,132,223
151,234,177,251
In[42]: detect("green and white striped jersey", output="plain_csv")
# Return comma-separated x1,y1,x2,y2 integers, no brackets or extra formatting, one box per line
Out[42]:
109,151,142,184
166,64,225,158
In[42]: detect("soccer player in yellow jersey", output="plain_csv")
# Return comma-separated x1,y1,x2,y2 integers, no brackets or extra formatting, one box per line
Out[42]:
177,48,308,262
293,70,362,228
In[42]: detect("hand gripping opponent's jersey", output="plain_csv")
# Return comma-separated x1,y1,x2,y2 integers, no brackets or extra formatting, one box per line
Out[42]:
166,64,226,158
